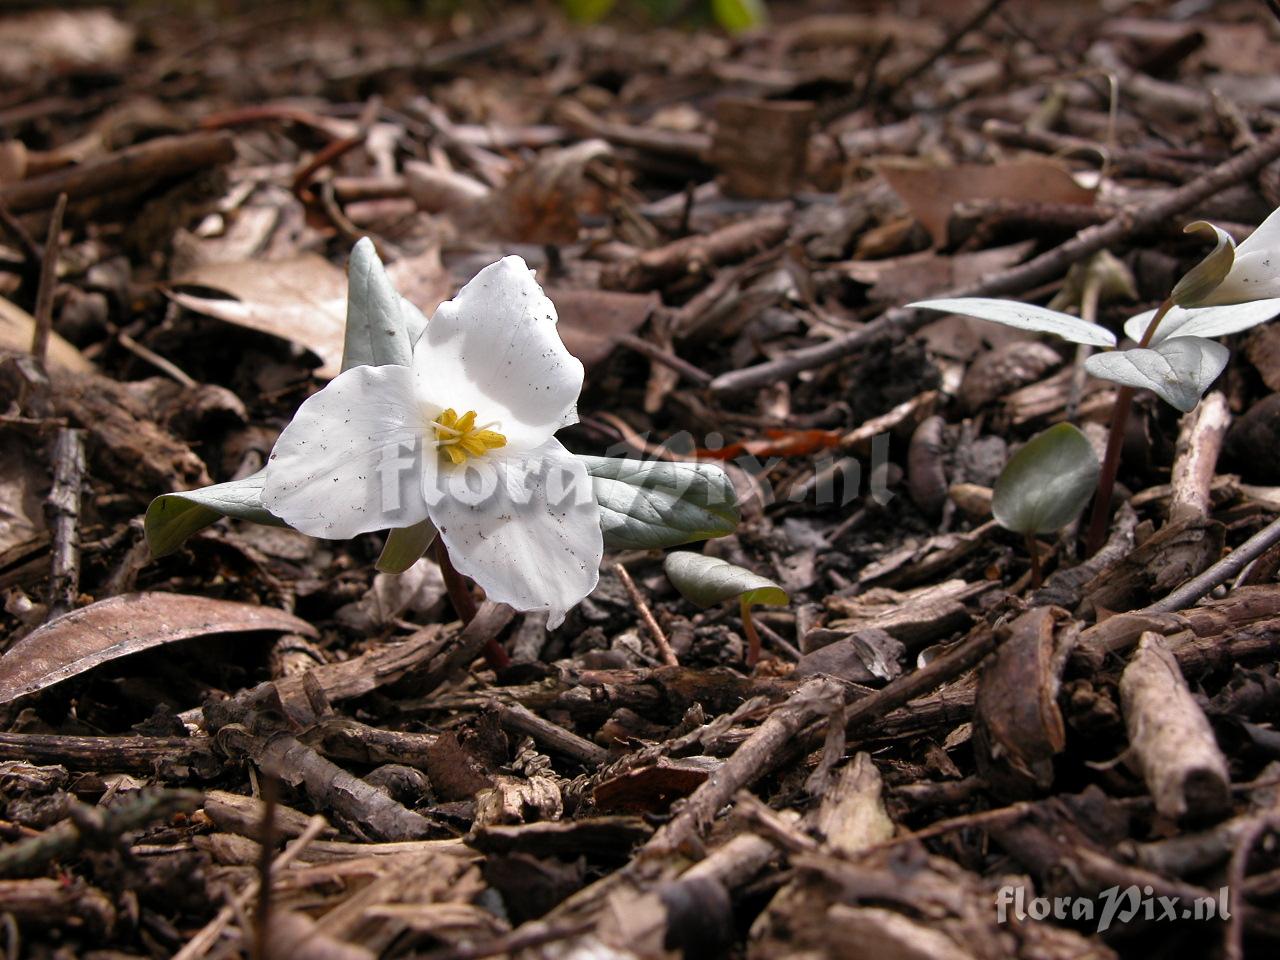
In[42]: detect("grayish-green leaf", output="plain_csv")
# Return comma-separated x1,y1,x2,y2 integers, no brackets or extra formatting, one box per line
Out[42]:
149,456,741,559
341,237,428,372
663,551,787,609
1084,337,1230,412
376,518,438,574
145,470,286,558
1171,221,1237,307
582,456,739,550
992,423,1099,535
909,297,1116,347
1125,299,1280,346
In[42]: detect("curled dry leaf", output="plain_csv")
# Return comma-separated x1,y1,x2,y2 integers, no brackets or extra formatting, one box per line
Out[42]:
0,296,94,373
171,249,450,380
170,254,348,378
466,138,613,245
0,593,316,704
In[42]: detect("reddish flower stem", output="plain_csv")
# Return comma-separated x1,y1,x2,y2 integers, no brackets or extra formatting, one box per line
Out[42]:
1083,298,1174,556
740,595,762,668
1025,532,1043,589
433,538,510,670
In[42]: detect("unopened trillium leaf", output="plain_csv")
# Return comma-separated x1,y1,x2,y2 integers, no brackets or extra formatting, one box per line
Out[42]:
712,0,767,32
145,470,285,559
1171,221,1237,307
992,423,1099,535
377,518,438,574
561,0,614,24
909,298,1116,346
1084,336,1230,412
583,456,739,550
1125,299,1280,346
0,593,316,704
341,237,427,372
663,552,787,609
1048,250,1137,312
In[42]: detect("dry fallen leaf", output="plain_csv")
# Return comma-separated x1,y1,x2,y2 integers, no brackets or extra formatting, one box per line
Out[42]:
842,241,1034,305
0,296,95,373
0,592,317,704
0,434,46,554
0,9,135,83
877,158,1096,247
548,287,657,368
170,254,347,378
170,248,450,380
467,138,613,245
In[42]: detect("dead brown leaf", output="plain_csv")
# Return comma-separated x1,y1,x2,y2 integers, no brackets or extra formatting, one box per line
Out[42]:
0,296,94,373
0,10,135,83
0,592,317,704
170,249,450,379
877,158,1096,247
549,287,657,367
466,139,613,245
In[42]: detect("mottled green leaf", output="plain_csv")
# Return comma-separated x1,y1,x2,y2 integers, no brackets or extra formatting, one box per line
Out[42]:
583,456,739,550
145,470,285,558
663,551,787,608
992,423,1099,535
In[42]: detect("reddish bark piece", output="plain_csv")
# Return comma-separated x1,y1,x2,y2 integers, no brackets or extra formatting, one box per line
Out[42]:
711,97,814,199
0,592,316,704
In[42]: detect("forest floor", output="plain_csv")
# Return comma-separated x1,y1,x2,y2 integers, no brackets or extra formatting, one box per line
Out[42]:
2,1,1280,958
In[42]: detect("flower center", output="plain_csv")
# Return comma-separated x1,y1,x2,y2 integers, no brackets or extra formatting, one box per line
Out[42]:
431,408,506,465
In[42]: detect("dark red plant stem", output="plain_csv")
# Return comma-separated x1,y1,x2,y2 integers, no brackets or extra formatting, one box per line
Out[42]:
1083,298,1174,556
433,538,510,670
1025,532,1043,589
740,595,762,668
1083,385,1134,556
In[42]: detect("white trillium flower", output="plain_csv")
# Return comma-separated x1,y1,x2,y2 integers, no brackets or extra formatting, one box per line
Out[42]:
261,256,603,627
1173,205,1280,308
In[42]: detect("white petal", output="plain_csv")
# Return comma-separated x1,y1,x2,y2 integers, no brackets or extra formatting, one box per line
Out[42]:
262,364,433,539
414,256,584,450
428,438,602,628
1232,204,1280,258
1205,251,1280,305
1084,337,1229,412
1127,299,1280,345
909,298,1116,346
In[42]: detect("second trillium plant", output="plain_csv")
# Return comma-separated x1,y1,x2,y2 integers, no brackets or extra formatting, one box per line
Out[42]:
146,240,741,628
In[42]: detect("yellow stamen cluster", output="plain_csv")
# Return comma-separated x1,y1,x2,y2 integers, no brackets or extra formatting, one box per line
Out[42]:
432,408,506,465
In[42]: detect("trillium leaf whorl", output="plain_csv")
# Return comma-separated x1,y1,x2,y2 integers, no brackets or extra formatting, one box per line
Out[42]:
1083,337,1229,413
